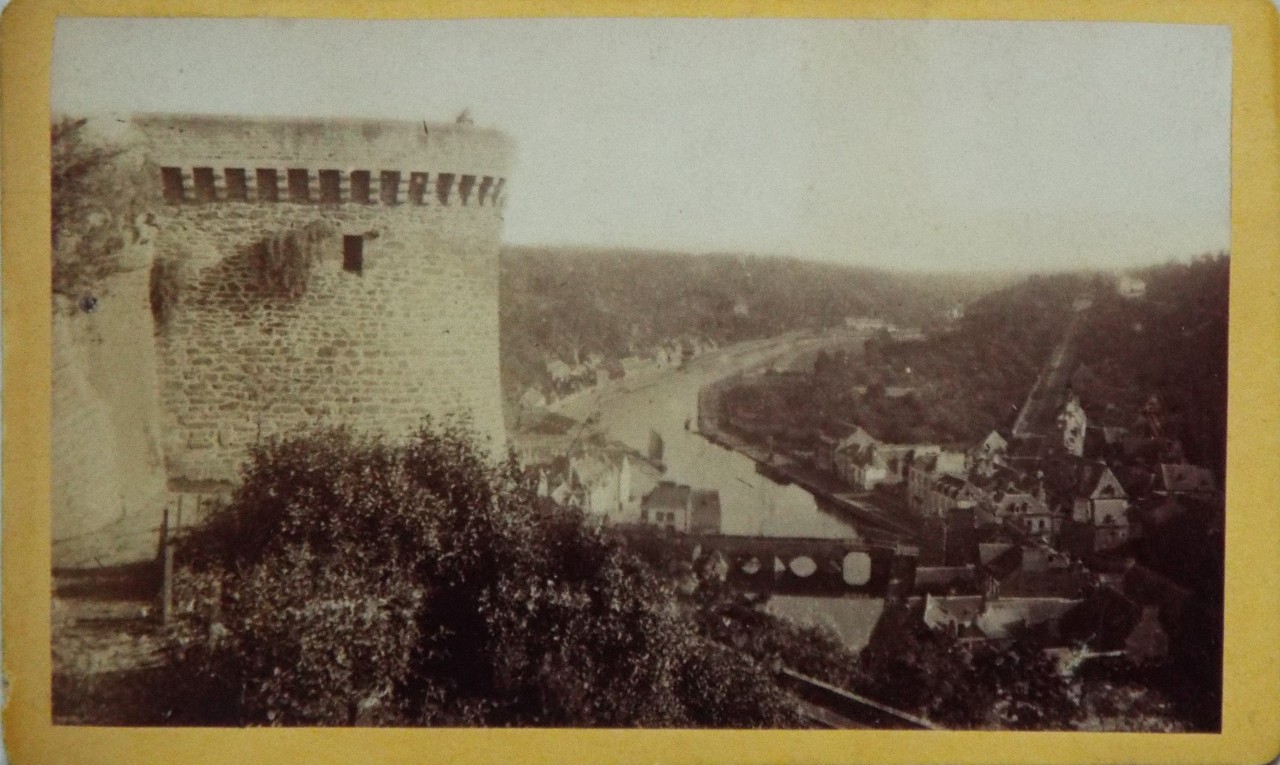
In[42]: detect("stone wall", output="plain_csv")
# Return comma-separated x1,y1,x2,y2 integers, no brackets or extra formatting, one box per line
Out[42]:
140,115,511,483
154,202,506,481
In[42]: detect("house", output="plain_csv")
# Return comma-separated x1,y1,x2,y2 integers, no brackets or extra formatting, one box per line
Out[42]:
641,481,691,531
836,441,889,490
1009,502,1062,542
974,430,1008,463
639,481,722,534
924,474,976,519
1153,463,1217,499
1071,464,1128,526
907,450,967,513
1117,274,1147,299
977,543,1084,599
538,445,663,525
1056,395,1087,457
812,428,850,474
844,316,890,332
1053,460,1132,555
966,465,1060,542
922,593,1080,643
829,427,880,486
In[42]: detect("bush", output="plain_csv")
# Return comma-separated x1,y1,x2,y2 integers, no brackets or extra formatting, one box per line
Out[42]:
856,602,1081,729
51,116,157,298
167,421,803,726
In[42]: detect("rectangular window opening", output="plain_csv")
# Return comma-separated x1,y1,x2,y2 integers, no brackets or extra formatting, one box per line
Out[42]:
287,169,311,203
408,172,428,205
224,168,247,201
350,171,371,204
380,171,401,205
477,176,494,206
161,167,185,204
343,235,364,275
319,170,341,203
192,167,216,203
256,169,279,202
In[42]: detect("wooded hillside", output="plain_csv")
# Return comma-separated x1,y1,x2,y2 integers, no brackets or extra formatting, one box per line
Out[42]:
499,246,1005,400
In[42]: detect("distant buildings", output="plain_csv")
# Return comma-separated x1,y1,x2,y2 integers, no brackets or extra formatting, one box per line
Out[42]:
536,444,664,525
640,480,722,535
844,316,892,332
907,450,967,513
1057,394,1087,457
1116,274,1147,299
921,593,1080,643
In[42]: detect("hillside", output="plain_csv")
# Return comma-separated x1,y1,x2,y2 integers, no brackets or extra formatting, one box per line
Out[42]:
1070,254,1229,477
499,246,1005,403
719,271,1087,445
713,256,1229,455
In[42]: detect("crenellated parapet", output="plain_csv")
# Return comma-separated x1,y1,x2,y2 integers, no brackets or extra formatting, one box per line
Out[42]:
134,113,513,210
158,165,507,208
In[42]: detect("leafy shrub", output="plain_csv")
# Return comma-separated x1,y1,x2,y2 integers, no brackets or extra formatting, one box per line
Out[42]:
856,601,1081,729
51,116,157,298
167,421,803,726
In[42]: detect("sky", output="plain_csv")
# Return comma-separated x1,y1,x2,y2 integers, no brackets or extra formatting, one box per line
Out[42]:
52,18,1232,272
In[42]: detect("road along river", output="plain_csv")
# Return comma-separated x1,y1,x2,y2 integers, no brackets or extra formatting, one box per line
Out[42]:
547,331,886,649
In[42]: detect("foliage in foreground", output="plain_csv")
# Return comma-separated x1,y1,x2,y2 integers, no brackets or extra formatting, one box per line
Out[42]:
51,116,157,298
166,422,802,727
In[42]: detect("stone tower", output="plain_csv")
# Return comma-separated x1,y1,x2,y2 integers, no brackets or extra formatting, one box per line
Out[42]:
134,114,513,484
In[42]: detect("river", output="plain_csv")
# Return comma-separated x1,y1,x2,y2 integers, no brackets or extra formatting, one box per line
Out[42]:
548,331,886,649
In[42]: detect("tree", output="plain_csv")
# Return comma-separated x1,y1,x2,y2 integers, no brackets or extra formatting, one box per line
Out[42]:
857,602,1080,729
51,116,156,298
166,422,803,727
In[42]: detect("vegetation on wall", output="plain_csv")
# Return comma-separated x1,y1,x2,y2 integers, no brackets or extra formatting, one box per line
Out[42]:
51,117,157,298
148,250,186,330
247,221,337,300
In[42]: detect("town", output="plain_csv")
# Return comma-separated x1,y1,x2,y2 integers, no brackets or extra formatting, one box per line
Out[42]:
508,258,1226,730
44,17,1231,736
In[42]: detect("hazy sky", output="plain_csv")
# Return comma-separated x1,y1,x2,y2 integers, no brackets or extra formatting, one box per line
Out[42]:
52,18,1231,271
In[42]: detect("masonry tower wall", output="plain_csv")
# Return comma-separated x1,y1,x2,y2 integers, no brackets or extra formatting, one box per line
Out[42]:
135,115,512,483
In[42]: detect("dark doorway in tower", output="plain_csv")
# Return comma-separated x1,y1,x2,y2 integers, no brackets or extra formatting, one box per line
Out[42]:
343,235,364,275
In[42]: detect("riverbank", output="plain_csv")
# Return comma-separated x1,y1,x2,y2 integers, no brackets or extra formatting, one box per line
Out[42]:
695,378,921,545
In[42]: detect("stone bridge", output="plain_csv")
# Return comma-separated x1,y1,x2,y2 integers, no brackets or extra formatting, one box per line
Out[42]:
674,534,919,598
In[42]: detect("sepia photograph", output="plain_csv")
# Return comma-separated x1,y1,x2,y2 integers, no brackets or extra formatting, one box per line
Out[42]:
46,16,1231,733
